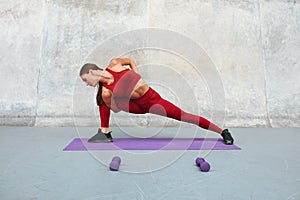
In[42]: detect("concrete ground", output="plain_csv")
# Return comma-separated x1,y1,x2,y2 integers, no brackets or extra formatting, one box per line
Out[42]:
0,127,299,200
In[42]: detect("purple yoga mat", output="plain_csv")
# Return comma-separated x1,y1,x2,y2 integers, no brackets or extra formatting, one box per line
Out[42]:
63,138,241,151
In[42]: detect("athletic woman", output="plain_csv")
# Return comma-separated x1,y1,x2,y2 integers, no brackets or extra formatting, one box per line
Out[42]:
79,58,234,145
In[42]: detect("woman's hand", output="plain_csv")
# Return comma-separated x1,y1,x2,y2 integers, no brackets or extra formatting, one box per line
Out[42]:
109,57,138,74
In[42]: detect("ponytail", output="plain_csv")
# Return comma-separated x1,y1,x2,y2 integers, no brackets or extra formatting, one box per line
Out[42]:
96,82,103,106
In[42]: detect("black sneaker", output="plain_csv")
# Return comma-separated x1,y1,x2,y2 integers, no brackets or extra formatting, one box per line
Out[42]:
88,129,113,143
221,129,234,145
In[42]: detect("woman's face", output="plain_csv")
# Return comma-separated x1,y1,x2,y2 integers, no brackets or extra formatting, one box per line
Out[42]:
80,70,99,87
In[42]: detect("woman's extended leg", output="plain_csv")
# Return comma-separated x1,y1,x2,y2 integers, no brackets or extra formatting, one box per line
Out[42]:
133,88,223,134
112,88,233,144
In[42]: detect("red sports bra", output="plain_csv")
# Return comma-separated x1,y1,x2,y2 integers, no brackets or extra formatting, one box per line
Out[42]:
102,68,141,97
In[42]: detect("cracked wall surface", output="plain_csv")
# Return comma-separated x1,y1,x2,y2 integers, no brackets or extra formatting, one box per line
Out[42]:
0,0,299,127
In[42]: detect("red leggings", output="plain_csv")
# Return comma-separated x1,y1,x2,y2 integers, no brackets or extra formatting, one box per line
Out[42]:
99,88,222,134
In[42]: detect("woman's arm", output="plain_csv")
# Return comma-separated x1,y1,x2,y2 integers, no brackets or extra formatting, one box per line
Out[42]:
99,102,110,133
109,58,138,73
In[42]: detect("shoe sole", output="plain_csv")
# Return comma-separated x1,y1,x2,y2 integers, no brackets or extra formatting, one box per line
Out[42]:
88,139,113,143
224,141,234,145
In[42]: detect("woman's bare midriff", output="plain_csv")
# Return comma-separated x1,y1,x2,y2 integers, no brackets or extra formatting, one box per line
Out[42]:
130,78,149,99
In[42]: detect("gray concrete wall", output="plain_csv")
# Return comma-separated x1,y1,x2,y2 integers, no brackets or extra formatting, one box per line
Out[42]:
0,0,299,128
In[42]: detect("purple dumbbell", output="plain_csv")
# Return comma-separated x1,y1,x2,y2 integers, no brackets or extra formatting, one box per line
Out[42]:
109,156,121,171
195,157,210,172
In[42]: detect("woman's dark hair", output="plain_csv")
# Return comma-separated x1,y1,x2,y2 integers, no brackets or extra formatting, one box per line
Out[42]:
80,63,104,105
79,63,102,76
96,82,103,106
